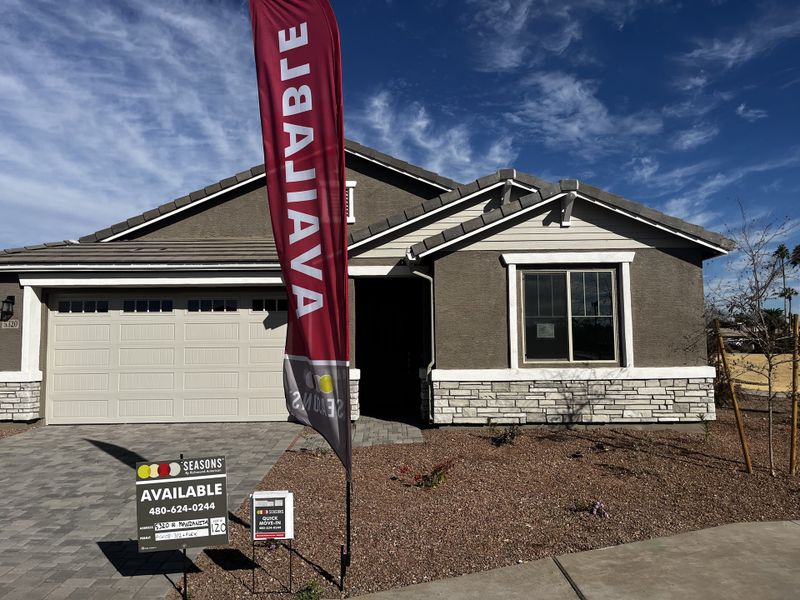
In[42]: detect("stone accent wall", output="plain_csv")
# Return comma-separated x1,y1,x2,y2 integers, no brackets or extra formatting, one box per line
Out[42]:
350,376,360,421
0,381,41,421
432,378,715,425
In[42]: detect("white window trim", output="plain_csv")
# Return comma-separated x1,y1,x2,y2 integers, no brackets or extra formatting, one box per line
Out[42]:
520,268,619,365
346,180,357,224
505,251,635,368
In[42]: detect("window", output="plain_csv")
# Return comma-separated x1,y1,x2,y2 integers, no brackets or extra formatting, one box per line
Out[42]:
122,299,173,313
252,298,289,312
522,270,617,362
57,300,109,313
345,180,357,223
188,299,238,312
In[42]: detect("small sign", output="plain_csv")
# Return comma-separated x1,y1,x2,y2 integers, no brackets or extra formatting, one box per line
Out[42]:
251,490,294,541
135,456,229,552
537,323,555,339
1,320,19,329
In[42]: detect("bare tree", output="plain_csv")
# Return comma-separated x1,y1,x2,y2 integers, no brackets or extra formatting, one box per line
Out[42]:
713,207,795,476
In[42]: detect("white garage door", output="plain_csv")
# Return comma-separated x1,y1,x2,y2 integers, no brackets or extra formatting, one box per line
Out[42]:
46,291,289,424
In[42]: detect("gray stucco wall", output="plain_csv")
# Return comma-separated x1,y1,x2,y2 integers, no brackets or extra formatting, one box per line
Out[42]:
346,155,442,227
0,275,23,372
434,251,509,369
431,246,707,370
126,181,272,240
631,247,707,367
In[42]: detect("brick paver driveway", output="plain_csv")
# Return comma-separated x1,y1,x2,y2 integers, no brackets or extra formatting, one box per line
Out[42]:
0,422,301,600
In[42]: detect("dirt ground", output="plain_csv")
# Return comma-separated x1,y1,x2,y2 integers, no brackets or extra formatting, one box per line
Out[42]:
175,408,800,599
725,352,797,393
0,420,40,440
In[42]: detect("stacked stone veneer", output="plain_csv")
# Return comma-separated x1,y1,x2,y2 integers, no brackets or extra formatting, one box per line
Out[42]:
0,381,41,421
432,378,715,425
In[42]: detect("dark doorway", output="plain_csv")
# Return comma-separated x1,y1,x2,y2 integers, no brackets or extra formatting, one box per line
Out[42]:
355,277,430,422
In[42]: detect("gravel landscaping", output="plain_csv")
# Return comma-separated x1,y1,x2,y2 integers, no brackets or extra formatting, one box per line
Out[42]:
173,408,800,599
0,420,40,440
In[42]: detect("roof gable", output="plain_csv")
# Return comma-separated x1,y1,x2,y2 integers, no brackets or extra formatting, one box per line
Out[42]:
78,139,460,244
408,179,734,260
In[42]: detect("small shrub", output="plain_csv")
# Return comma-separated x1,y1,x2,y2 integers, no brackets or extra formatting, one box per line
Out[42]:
397,460,455,488
589,500,610,518
491,425,521,446
295,581,324,600
699,413,712,442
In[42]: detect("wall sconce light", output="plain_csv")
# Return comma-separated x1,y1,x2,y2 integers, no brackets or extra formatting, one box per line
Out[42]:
0,296,15,321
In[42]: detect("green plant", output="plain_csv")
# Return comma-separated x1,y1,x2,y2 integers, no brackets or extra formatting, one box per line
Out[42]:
295,580,324,600
414,459,454,488
699,413,712,442
491,425,521,447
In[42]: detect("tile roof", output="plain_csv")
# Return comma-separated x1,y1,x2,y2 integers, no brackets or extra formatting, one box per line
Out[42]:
76,139,460,244
0,240,279,266
348,168,551,246
407,178,736,259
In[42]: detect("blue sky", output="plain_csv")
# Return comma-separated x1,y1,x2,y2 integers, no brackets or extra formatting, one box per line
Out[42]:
1,0,798,290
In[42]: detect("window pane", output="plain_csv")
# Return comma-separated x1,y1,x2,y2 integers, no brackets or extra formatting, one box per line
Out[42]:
570,272,585,317
277,298,288,311
123,300,135,312
135,300,147,312
213,299,225,312
148,300,160,312
188,300,199,312
225,299,238,312
162,300,173,312
84,300,96,313
252,299,264,312
97,301,109,313
200,299,212,312
572,316,615,360
524,273,569,360
598,272,613,316
71,301,82,313
58,301,70,313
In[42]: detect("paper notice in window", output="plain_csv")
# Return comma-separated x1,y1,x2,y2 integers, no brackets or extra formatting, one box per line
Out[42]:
537,323,555,339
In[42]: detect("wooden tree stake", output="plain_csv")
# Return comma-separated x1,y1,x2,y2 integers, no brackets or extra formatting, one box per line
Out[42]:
790,314,799,476
714,319,754,474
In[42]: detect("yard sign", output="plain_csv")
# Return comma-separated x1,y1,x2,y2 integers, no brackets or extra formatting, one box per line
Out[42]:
135,456,229,552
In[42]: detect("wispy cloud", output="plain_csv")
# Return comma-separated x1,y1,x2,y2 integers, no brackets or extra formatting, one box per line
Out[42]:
671,123,719,150
465,0,656,72
682,6,800,69
347,90,517,183
735,103,768,121
507,71,662,155
0,0,262,247
661,151,800,227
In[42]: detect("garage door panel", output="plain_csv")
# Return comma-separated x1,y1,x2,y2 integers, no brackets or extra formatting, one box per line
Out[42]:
184,398,239,417
55,324,110,343
119,398,175,418
54,348,110,368
119,372,175,391
249,322,286,341
184,347,239,365
249,347,284,364
52,400,109,419
185,323,239,341
119,348,175,367
53,372,110,392
120,323,175,342
184,371,239,390
47,291,289,424
249,397,285,416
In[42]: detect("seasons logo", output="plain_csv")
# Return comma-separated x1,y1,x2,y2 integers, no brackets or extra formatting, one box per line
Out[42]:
137,462,181,480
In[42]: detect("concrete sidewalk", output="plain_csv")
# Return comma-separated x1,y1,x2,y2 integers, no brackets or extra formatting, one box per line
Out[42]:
356,521,800,599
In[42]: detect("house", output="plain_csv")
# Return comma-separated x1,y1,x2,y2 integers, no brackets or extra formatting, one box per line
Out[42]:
0,140,732,426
